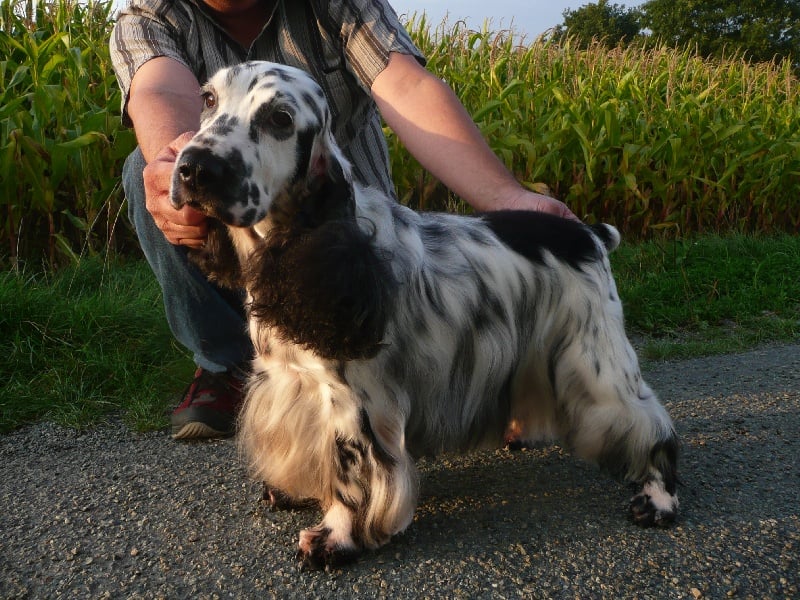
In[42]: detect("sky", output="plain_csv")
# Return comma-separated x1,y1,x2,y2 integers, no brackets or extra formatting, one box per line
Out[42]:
391,0,646,39
106,1,646,39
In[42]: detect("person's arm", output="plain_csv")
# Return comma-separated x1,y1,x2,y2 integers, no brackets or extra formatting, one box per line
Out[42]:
128,56,202,162
371,52,576,219
127,56,208,247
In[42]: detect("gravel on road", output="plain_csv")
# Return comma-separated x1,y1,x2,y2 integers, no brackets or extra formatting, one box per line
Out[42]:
2,343,798,599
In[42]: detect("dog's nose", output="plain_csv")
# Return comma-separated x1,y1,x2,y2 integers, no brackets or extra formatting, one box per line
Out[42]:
176,147,226,192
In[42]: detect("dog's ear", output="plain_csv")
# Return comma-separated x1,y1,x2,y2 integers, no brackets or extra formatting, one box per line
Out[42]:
302,132,356,226
186,219,243,290
249,219,395,361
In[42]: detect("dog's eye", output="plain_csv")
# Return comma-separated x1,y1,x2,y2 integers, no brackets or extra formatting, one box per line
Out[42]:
201,91,217,110
269,109,293,129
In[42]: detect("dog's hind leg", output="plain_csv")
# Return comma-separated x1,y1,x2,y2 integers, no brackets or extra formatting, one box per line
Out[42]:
547,326,680,527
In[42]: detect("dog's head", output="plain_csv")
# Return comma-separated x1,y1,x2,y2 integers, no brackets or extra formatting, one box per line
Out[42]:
171,61,353,228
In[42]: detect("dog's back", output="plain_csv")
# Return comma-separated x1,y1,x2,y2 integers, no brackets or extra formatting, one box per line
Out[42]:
479,209,620,267
350,195,627,457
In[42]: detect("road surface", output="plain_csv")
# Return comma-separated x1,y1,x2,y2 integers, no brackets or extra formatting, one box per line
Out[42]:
2,343,798,598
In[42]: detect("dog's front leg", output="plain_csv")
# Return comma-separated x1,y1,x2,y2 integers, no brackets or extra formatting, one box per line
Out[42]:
297,402,418,570
297,501,361,570
240,354,417,569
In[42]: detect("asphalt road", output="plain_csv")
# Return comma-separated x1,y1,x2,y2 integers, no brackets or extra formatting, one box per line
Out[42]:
2,343,798,599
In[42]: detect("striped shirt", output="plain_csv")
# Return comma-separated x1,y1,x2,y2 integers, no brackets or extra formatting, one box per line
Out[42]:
110,0,425,196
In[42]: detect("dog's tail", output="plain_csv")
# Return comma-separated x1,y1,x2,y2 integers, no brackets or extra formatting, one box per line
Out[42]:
591,223,621,253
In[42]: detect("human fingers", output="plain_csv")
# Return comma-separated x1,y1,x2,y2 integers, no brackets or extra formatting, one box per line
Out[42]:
158,215,209,248
536,196,580,221
505,191,580,221
143,133,209,245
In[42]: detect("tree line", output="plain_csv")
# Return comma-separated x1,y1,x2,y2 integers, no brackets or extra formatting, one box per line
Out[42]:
554,0,800,67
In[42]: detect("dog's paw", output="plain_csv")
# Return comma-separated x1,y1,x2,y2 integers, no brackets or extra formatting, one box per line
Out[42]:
261,484,318,511
630,478,679,527
297,526,360,571
505,438,533,451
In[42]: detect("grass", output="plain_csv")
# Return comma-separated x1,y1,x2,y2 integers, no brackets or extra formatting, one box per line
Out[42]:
1,234,798,433
612,234,800,360
0,256,194,433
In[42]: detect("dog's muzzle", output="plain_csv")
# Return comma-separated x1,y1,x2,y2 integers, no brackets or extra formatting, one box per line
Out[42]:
171,146,231,212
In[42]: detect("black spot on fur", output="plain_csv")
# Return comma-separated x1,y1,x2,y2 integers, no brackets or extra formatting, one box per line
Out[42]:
480,210,609,269
224,65,241,87
207,113,238,137
418,221,450,255
651,435,679,495
448,329,475,405
193,134,216,148
247,69,269,92
248,182,260,204
250,99,295,143
335,435,364,478
301,91,324,126
265,67,296,83
417,269,446,318
258,80,277,93
384,336,410,383
249,104,267,143
292,128,316,184
546,332,569,397
240,207,257,224
473,275,507,331
359,408,396,468
237,149,253,178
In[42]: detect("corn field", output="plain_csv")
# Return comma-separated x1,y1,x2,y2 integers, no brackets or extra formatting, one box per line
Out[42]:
395,15,800,235
1,3,798,269
0,0,134,269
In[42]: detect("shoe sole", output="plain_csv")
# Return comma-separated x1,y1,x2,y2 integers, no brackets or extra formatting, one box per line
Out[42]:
172,421,233,440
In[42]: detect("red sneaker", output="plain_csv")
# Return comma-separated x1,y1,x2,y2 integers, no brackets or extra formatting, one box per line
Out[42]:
170,367,246,440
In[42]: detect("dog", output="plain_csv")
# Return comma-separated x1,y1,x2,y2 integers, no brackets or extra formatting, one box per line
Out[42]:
170,61,679,570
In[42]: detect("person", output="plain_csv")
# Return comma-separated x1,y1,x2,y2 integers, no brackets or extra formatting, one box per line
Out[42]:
110,0,577,440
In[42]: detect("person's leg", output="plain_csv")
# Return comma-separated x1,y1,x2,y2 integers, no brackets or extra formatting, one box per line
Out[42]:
122,148,253,438
122,148,253,372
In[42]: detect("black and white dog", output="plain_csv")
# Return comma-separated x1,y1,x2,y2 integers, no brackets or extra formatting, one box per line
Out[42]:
171,61,679,570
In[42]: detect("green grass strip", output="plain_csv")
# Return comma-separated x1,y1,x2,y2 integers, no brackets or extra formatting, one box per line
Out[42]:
613,233,800,359
0,256,193,433
1,234,798,432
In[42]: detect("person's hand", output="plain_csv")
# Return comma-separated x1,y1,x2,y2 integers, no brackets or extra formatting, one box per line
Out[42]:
143,132,208,248
497,188,580,221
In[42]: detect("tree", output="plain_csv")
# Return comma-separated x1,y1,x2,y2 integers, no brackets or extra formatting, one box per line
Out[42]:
553,1,642,47
641,0,800,64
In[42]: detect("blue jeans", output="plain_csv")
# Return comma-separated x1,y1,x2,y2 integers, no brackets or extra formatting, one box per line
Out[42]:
122,148,253,373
